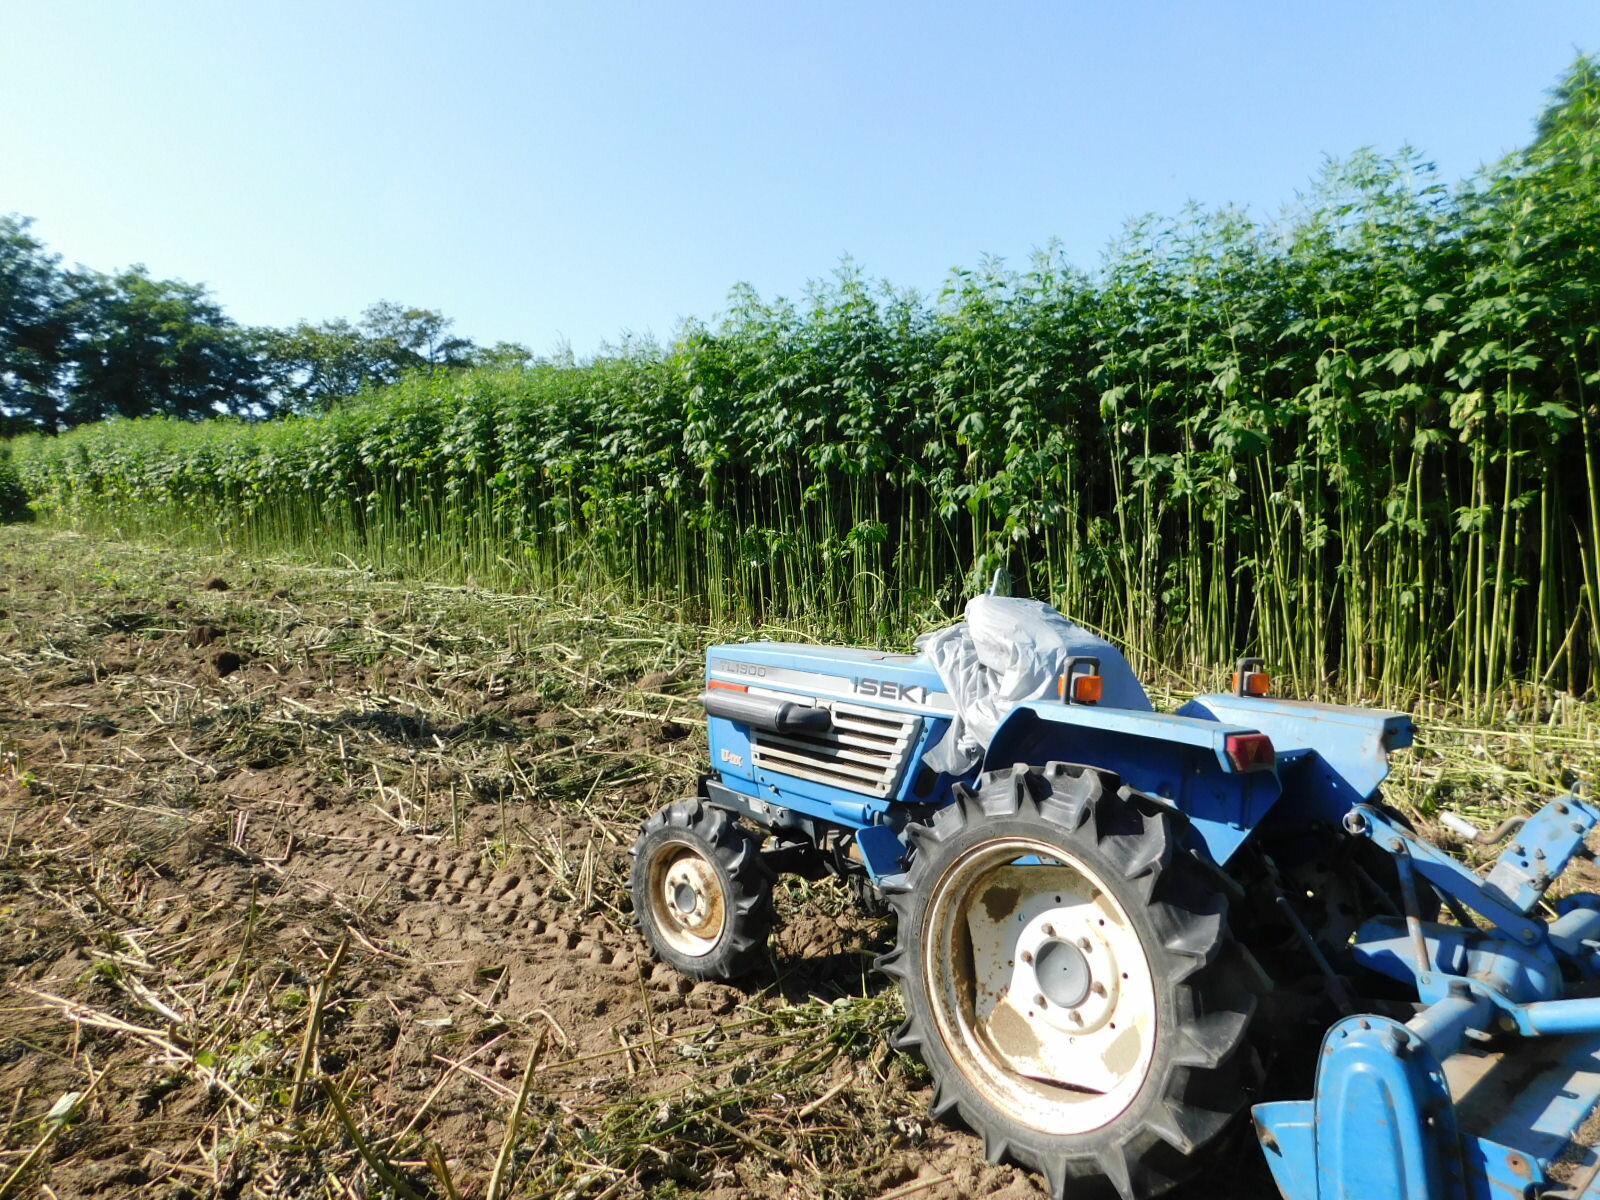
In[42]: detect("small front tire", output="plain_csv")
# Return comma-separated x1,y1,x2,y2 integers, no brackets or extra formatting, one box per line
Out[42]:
630,800,773,980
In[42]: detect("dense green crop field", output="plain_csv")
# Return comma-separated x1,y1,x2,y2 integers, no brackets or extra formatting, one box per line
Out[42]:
10,61,1600,707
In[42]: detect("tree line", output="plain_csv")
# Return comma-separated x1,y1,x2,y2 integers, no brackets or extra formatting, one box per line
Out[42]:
0,218,528,432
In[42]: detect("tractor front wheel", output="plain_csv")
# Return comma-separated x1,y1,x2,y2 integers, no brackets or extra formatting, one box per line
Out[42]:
880,763,1260,1200
630,800,773,980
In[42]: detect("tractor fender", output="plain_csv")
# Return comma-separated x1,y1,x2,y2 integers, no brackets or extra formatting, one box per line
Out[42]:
982,701,1282,866
1177,694,1413,829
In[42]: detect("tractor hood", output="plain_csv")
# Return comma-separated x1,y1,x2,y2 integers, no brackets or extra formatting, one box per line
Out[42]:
704,642,952,714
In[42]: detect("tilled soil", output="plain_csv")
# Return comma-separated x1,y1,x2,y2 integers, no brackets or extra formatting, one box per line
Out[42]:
0,527,1290,1200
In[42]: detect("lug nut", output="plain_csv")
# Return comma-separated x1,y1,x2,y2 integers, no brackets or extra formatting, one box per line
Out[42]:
1042,924,1056,937
1077,937,1092,952
1091,981,1107,998
1021,950,1034,965
1069,1010,1084,1026
1034,993,1048,1009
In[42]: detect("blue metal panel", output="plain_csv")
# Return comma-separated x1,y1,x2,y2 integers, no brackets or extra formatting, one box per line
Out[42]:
705,641,948,711
1312,1016,1467,1200
1179,694,1411,827
1252,1101,1318,1200
983,701,1282,865
1483,795,1600,915
856,824,906,878
1448,1032,1600,1198
1455,1035,1600,1176
987,700,1249,767
1352,918,1561,1004
1464,1136,1552,1200
708,715,755,784
1353,919,1471,982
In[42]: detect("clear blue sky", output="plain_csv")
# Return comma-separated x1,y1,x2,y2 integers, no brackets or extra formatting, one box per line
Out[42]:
3,2,1596,357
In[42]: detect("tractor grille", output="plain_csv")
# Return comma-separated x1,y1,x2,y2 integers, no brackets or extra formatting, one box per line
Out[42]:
750,699,922,798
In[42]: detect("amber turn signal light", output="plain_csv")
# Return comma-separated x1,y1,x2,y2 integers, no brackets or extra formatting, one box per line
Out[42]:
1058,671,1103,703
1231,670,1271,697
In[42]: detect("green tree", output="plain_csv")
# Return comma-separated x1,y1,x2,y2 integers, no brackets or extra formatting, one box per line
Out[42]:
469,340,534,370
63,266,267,424
256,318,381,412
0,214,74,432
258,303,483,412
359,301,474,369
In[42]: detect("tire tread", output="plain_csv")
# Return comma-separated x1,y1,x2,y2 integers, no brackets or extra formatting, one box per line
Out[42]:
881,762,1262,1200
630,799,773,980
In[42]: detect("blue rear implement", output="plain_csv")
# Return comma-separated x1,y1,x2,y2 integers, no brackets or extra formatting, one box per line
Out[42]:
627,615,1600,1200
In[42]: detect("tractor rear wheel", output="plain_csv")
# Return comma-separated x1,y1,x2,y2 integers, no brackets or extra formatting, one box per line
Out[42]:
879,763,1260,1200
630,800,773,980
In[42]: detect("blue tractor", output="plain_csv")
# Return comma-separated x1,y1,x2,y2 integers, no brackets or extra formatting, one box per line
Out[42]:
628,589,1600,1200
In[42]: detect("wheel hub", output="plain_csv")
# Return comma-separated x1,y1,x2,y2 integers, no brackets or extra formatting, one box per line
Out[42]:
673,880,699,915
927,851,1159,1133
650,848,727,956
1031,933,1093,1010
1010,907,1122,1037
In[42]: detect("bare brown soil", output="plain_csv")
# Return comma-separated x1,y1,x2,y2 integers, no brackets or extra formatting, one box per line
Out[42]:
0,528,1083,1199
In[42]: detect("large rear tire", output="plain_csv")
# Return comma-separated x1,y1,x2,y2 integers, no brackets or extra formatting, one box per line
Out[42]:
879,763,1260,1200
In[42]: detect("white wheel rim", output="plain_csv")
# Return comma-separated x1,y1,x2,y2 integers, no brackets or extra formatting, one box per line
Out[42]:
647,843,727,957
923,837,1159,1134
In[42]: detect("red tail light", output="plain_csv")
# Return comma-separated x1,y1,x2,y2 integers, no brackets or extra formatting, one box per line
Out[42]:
1225,733,1276,772
707,679,748,692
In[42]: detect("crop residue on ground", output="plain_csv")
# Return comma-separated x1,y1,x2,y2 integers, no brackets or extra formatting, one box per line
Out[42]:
0,527,1062,1200
2,526,1593,1199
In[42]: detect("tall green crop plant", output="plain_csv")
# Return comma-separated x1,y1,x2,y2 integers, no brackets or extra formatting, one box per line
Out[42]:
10,56,1600,704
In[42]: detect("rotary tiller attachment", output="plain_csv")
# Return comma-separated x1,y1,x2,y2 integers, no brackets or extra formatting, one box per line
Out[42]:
1254,796,1600,1200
